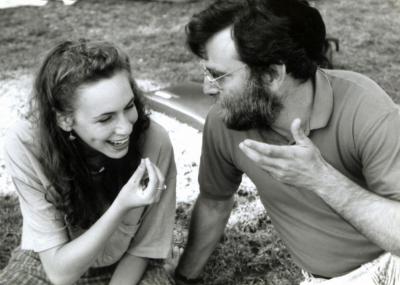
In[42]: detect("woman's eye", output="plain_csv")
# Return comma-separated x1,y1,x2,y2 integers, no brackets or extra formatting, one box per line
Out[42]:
125,103,135,110
98,116,112,123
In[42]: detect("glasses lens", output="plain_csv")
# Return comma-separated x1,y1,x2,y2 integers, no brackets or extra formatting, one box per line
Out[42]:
200,62,223,90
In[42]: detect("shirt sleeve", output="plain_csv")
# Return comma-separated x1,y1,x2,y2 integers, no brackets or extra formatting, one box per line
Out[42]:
126,123,177,259
198,107,243,200
3,122,68,252
355,104,400,200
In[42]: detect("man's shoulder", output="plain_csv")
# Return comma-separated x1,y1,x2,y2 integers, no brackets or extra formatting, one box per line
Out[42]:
205,104,224,124
204,105,234,134
324,69,387,96
204,105,234,139
325,69,397,115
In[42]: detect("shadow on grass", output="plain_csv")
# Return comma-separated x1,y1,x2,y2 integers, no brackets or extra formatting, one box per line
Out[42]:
0,195,22,270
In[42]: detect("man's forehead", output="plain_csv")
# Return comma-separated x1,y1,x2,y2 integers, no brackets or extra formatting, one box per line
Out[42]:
204,26,242,69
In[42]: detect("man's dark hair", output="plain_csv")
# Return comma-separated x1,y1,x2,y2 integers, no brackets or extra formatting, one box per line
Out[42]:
186,0,331,81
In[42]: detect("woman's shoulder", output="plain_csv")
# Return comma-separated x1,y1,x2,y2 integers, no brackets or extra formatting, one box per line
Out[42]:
3,118,47,186
140,119,173,159
143,119,172,146
4,118,39,156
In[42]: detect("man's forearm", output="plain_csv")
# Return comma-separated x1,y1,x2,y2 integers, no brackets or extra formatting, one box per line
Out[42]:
314,164,400,256
176,194,234,279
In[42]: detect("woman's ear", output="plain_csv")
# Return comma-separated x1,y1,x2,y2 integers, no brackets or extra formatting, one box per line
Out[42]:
263,64,286,93
56,113,74,132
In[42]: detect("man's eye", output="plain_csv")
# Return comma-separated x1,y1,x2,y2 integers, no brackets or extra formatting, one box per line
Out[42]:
207,69,223,78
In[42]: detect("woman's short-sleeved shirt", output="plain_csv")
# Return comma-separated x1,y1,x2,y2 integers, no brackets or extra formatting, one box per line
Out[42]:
3,119,176,267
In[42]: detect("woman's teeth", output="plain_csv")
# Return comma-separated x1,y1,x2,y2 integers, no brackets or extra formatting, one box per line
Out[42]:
108,138,129,146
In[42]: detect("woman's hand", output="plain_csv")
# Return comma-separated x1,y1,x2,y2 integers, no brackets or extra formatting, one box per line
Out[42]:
116,158,165,211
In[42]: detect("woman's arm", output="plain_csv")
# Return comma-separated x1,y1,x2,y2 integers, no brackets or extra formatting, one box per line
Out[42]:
39,200,129,285
109,254,148,285
39,158,163,285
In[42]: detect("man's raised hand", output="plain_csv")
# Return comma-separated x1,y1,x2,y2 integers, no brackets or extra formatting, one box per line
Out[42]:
239,118,329,190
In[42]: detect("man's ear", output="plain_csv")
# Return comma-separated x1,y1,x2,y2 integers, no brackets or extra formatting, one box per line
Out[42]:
56,113,74,132
263,64,286,92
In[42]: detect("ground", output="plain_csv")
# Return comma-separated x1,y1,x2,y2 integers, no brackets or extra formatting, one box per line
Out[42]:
0,0,399,284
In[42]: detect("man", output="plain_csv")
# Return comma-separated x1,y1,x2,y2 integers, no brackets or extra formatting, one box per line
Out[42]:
174,0,400,284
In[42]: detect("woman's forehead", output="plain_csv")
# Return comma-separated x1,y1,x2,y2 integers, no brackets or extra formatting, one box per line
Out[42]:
74,72,134,115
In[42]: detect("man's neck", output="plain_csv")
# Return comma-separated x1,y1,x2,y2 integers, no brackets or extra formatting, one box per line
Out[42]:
271,77,314,142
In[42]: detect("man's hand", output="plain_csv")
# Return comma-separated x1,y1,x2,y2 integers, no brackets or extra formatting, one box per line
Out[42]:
240,118,400,257
239,118,329,190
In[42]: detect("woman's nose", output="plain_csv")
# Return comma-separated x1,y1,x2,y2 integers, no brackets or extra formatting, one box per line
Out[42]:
115,115,133,135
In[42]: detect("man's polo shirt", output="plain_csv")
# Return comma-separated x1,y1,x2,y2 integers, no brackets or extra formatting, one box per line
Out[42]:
198,69,400,277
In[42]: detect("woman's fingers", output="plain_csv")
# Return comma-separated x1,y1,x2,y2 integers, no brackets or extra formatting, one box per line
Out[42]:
141,159,166,203
154,165,165,190
122,158,165,206
126,159,146,187
143,158,159,196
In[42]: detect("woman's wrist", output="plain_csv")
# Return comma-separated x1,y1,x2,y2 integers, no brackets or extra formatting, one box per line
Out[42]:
111,194,131,217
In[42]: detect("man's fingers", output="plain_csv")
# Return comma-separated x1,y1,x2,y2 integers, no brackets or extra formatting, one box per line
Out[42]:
239,141,281,166
240,139,292,158
291,118,308,145
239,141,261,162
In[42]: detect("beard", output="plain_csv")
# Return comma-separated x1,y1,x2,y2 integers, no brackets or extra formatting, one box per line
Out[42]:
218,74,283,130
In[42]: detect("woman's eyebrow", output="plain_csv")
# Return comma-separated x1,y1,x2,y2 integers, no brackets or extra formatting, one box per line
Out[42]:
124,98,135,108
93,97,135,119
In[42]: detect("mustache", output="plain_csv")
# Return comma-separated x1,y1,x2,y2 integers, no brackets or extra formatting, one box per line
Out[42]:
219,76,283,130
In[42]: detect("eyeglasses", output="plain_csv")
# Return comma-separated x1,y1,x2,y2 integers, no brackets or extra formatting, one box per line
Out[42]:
200,61,245,90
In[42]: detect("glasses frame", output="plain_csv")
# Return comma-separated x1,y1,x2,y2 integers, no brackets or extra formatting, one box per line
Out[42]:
200,61,245,89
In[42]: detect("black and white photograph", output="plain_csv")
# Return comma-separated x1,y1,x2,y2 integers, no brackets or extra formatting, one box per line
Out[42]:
0,0,399,284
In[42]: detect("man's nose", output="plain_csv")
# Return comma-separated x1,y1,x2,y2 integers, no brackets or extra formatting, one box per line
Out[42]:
203,78,220,96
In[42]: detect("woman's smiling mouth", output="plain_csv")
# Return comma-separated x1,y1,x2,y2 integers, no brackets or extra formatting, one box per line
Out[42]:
107,137,129,150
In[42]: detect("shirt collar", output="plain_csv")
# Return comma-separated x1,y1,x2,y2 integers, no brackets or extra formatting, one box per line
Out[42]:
309,68,334,131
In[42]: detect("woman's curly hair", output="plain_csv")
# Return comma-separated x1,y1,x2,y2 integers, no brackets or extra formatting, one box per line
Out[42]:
28,39,150,228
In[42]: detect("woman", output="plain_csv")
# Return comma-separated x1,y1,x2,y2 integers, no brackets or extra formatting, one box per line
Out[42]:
0,39,176,284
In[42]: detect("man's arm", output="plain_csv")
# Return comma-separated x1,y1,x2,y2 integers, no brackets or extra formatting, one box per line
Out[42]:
240,118,400,256
109,254,148,285
312,163,400,256
175,194,235,282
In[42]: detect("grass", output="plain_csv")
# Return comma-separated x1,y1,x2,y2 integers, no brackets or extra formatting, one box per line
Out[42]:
0,0,399,284
0,196,21,268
